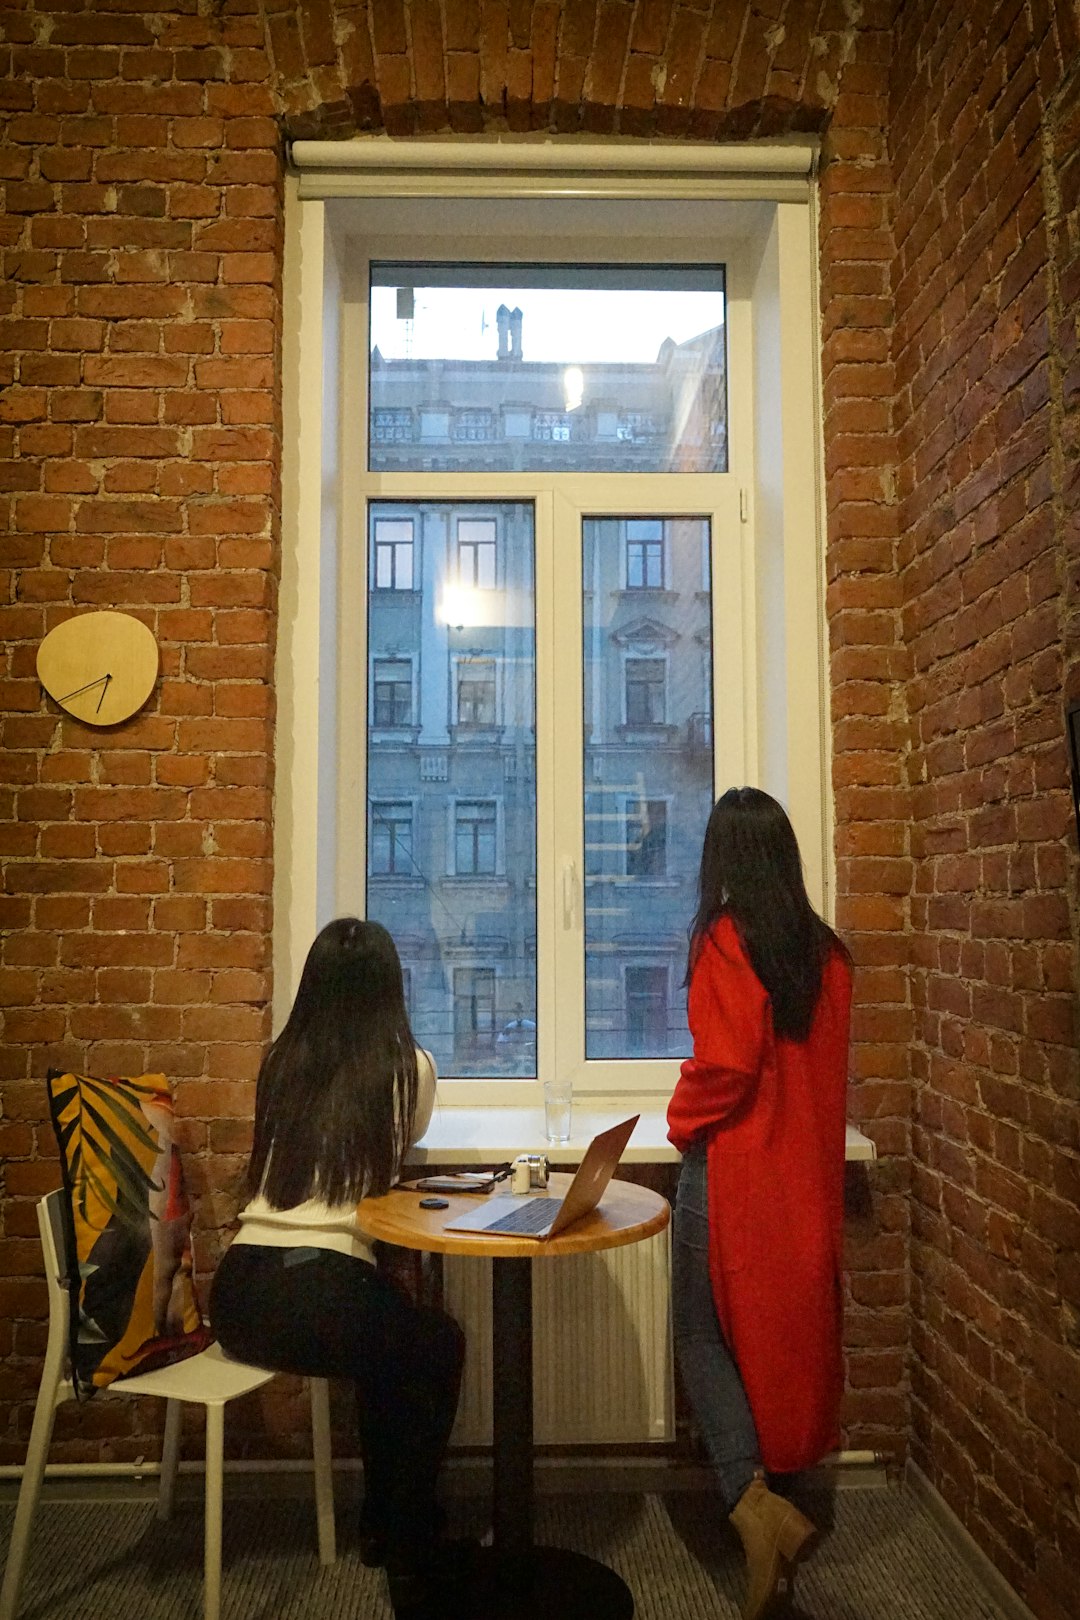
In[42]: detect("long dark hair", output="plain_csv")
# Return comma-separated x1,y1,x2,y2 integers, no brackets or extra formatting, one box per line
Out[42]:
248,918,420,1207
686,787,849,1041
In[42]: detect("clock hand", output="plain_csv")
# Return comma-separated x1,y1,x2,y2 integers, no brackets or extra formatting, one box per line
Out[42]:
55,673,112,705
95,672,112,713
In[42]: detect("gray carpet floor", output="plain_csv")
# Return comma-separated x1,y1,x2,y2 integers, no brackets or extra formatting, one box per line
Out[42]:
1,1484,1012,1620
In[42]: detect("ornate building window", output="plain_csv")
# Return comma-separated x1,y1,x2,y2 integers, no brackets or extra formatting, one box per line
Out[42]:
372,659,413,727
625,657,667,726
454,800,498,875
373,407,413,443
456,518,497,588
453,408,496,441
626,520,665,588
370,801,413,875
372,517,414,589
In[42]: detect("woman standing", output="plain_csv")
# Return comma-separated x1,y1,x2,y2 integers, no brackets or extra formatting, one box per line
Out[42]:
667,788,853,1620
210,918,466,1620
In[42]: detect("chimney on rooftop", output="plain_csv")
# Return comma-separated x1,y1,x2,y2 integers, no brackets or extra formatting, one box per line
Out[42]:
496,304,511,360
509,307,523,361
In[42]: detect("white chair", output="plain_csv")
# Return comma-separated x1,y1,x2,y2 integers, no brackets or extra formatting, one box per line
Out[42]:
0,1191,336,1620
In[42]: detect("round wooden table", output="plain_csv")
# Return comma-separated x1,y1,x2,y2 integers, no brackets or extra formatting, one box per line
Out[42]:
358,1172,670,1618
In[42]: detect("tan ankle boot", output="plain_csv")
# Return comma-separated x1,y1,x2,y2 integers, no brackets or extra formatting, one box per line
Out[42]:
728,1474,816,1620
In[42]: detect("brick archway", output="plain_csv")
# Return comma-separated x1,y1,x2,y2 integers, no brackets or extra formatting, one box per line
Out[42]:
268,3,872,144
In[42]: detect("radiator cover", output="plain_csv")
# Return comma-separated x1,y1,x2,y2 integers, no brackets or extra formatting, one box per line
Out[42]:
444,1229,674,1445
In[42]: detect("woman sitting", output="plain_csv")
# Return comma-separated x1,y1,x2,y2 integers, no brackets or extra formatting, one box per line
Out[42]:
210,917,467,1619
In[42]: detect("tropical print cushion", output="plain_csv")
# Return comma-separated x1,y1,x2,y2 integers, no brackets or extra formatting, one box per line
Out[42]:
45,1070,211,1396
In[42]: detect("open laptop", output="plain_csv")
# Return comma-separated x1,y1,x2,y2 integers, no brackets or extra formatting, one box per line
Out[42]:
443,1116,639,1239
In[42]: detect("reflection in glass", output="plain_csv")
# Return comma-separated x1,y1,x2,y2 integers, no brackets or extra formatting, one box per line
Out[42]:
366,501,536,1078
583,517,714,1060
369,264,727,475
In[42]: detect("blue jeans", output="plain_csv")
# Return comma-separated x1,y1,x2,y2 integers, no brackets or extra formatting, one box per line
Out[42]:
672,1141,761,1510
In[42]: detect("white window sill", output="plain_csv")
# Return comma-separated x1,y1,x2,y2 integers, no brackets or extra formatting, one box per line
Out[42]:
406,1104,878,1166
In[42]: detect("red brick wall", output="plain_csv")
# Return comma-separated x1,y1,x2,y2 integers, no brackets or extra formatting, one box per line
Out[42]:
0,1,284,1456
890,2,1080,1616
3,15,1071,1609
1,0,912,1473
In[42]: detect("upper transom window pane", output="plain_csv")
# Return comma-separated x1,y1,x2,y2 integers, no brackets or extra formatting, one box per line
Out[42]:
369,263,727,474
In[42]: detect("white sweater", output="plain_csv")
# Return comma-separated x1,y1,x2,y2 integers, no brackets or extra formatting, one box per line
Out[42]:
232,1049,436,1266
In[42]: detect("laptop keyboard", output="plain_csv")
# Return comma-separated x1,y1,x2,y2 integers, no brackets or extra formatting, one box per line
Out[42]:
485,1197,561,1235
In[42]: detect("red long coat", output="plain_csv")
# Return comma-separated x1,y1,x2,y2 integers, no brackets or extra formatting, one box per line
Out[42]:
667,915,853,1473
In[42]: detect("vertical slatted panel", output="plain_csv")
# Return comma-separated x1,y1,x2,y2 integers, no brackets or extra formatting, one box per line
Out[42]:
445,1256,494,1444
444,1231,673,1446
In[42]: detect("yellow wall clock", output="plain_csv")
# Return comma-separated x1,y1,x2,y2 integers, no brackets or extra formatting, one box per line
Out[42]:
37,610,159,727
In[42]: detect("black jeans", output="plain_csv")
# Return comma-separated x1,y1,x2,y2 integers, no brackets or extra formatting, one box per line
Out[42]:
209,1244,464,1569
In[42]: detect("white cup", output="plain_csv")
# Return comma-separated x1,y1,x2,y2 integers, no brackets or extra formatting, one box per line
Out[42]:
543,1079,572,1144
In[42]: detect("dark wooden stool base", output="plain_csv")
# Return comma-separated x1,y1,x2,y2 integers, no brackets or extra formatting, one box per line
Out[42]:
471,1545,634,1618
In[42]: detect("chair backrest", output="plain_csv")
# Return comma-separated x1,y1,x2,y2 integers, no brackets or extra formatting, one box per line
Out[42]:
38,1190,73,1332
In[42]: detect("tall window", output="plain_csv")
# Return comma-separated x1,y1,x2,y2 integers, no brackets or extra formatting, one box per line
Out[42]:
627,521,665,588
361,268,727,1085
285,187,831,1094
584,517,713,1063
626,966,668,1052
454,800,497,876
457,519,497,588
625,657,666,725
456,658,496,726
372,659,412,727
454,966,497,1059
373,517,414,589
626,800,667,877
366,499,534,1080
370,801,413,875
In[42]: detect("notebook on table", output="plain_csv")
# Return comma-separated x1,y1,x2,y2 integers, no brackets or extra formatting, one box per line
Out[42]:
442,1116,639,1240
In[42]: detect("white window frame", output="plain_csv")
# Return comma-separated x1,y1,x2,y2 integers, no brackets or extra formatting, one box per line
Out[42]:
277,142,832,1109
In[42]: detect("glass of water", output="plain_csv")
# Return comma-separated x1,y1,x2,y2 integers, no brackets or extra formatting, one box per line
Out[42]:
543,1079,573,1144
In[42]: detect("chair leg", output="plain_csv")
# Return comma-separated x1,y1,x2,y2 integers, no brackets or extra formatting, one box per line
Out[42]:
309,1377,336,1565
203,1404,224,1620
0,1384,61,1620
157,1398,182,1522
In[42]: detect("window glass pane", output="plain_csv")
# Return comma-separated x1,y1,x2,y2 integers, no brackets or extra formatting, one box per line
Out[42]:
373,659,412,727
370,264,727,475
370,801,413,874
457,659,496,725
453,967,497,1067
373,517,414,589
457,519,497,589
582,516,713,1060
366,501,536,1078
626,800,667,877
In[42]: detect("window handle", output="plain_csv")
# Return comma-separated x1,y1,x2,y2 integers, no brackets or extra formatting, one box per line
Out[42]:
562,860,579,930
